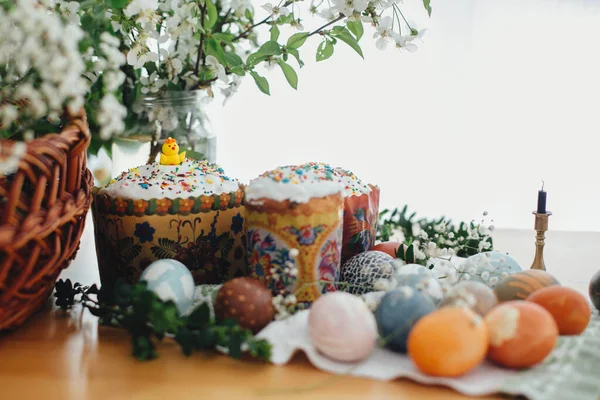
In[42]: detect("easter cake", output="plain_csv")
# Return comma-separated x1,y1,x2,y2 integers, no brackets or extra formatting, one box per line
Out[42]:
245,163,346,303
91,138,246,286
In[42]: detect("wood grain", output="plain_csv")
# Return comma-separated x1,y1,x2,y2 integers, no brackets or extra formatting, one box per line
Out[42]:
0,217,596,400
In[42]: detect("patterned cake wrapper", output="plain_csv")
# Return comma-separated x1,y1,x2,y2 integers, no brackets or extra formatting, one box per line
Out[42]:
91,187,247,286
341,184,380,265
246,194,344,304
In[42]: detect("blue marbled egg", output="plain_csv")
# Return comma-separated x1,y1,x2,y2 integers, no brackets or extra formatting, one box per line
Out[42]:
374,287,436,353
460,251,523,288
139,259,195,315
391,271,444,306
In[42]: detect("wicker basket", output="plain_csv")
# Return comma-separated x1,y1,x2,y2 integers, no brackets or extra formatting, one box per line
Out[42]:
0,112,93,330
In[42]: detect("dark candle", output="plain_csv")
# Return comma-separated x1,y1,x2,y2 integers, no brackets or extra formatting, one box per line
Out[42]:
537,182,547,214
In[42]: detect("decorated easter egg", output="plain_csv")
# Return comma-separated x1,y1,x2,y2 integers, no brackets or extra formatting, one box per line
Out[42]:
139,259,195,315
372,241,402,258
494,270,560,302
408,307,488,377
590,270,600,311
527,286,591,335
441,281,498,316
340,251,395,295
308,292,378,362
460,252,523,288
214,277,275,333
395,263,430,276
485,301,558,369
391,272,444,306
375,287,436,353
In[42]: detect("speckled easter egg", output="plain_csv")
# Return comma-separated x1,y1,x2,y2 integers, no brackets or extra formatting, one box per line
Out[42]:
441,281,498,316
308,292,378,362
527,286,591,335
340,251,395,294
139,259,195,315
391,272,444,306
214,277,275,333
494,270,560,302
375,287,436,353
460,252,523,288
590,270,600,311
408,307,489,377
485,301,558,369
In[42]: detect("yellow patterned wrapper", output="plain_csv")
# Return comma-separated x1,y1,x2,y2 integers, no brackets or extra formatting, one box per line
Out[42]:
246,193,344,304
91,187,247,286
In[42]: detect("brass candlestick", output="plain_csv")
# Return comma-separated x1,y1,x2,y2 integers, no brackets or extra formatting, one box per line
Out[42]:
530,211,552,271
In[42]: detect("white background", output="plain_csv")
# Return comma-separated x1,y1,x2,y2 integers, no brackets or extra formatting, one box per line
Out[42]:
204,0,600,231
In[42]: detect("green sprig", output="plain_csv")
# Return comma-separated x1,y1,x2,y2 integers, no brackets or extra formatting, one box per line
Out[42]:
53,279,272,362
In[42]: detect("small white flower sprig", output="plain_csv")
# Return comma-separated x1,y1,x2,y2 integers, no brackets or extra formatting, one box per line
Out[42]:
378,206,495,265
78,0,430,153
0,0,125,157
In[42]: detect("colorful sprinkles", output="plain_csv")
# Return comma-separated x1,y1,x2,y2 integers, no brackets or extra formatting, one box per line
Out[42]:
259,162,372,197
100,160,241,200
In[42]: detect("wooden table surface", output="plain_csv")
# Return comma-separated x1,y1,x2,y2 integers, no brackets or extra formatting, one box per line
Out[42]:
1,216,597,400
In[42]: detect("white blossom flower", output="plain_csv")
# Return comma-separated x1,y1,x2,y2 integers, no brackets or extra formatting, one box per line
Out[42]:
481,271,490,282
261,3,291,18
332,0,368,18
0,141,26,176
489,276,499,286
88,147,113,186
394,34,418,52
467,266,478,275
462,273,471,281
58,1,81,24
97,94,127,140
205,55,228,83
140,72,167,94
290,19,304,31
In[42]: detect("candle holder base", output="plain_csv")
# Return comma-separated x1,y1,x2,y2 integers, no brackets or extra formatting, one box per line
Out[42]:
530,211,551,271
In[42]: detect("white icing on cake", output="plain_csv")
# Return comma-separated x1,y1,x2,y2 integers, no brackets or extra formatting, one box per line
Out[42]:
245,162,372,204
98,160,242,200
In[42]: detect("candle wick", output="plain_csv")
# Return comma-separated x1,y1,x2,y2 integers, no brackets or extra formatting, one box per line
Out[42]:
541,180,545,191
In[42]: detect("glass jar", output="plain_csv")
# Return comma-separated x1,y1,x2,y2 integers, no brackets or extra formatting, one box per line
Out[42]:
111,90,216,175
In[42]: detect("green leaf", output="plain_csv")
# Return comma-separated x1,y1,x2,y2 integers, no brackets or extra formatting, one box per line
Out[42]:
214,32,235,44
230,65,246,76
224,51,243,67
270,24,280,42
175,328,197,356
347,20,364,41
107,0,129,10
257,40,282,56
244,8,253,21
423,0,432,16
316,40,334,62
205,0,218,30
187,303,211,329
246,41,281,67
206,38,227,65
332,28,364,59
250,71,270,95
286,32,310,49
287,48,304,68
132,334,157,361
278,61,298,90
228,330,244,359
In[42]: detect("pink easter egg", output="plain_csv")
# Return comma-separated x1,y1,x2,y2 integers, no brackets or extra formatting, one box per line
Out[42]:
308,292,378,362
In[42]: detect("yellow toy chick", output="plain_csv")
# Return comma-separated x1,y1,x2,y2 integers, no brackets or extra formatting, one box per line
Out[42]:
160,137,186,165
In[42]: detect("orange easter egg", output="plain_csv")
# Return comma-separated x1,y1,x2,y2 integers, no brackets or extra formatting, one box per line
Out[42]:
494,270,559,302
485,301,558,369
527,286,591,335
372,242,410,260
407,307,488,377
